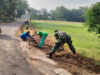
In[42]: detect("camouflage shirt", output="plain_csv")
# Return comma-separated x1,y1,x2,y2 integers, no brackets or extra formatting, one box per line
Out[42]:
55,31,70,40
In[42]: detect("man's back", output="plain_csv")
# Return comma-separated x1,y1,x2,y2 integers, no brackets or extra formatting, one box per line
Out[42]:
55,31,67,39
20,33,27,38
37,31,48,37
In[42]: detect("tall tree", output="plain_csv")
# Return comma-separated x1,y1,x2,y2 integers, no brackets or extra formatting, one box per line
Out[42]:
85,2,100,34
27,8,39,19
40,8,49,20
50,6,87,22
50,6,70,21
0,0,29,22
16,0,28,18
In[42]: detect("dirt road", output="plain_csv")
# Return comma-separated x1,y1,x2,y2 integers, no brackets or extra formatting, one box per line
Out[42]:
0,22,71,75
0,22,43,75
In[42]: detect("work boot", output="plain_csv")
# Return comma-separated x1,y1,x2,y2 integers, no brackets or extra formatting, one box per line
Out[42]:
47,55,51,59
38,46,41,48
71,48,76,54
46,53,52,59
58,47,64,52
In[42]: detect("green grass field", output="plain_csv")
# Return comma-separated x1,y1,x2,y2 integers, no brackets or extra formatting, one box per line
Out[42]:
32,20,100,61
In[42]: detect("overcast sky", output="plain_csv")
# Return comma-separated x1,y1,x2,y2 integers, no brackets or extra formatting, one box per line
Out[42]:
28,0,100,10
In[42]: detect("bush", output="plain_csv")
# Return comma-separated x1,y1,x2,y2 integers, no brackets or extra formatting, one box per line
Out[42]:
85,2,100,34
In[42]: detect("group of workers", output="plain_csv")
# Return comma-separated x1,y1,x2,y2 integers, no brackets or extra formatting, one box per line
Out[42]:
20,30,76,59
0,19,76,59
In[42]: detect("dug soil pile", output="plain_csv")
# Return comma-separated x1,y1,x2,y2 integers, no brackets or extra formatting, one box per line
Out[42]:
17,27,100,75
29,34,100,75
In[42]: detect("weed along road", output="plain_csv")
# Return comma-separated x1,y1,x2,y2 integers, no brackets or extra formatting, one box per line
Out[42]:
0,22,72,75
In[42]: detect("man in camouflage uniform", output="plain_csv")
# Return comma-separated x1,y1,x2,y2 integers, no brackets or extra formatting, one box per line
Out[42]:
48,30,76,58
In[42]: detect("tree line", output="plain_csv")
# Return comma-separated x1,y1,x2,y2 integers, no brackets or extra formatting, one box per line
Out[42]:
0,0,28,22
28,2,100,34
28,6,88,22
0,0,100,34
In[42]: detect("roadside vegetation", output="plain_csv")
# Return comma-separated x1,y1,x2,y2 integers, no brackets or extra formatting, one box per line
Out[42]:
32,20,100,61
0,0,28,22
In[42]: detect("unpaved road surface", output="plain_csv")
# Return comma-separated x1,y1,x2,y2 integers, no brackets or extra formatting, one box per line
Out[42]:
0,22,43,75
0,22,71,75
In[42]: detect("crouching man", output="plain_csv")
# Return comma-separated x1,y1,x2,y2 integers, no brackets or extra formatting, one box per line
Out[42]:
47,30,76,58
20,31,33,41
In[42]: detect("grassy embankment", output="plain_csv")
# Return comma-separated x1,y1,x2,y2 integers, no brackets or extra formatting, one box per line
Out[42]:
31,20,100,61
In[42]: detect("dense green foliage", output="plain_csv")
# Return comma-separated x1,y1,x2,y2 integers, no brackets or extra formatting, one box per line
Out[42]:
50,6,87,22
0,0,28,22
32,20,100,61
85,2,100,34
28,8,49,20
28,6,88,22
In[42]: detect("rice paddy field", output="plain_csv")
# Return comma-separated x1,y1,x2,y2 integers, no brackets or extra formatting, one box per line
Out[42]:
31,20,100,61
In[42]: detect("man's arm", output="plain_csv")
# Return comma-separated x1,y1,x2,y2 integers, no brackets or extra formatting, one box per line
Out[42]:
28,34,32,39
25,35,28,40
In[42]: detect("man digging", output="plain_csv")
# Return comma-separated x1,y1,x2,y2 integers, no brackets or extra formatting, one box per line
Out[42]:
20,31,33,41
35,31,48,48
47,30,76,58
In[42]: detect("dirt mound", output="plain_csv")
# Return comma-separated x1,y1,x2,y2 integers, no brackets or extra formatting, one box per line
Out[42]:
54,52,100,73
41,48,100,75
29,34,55,48
17,27,100,75
29,34,100,75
